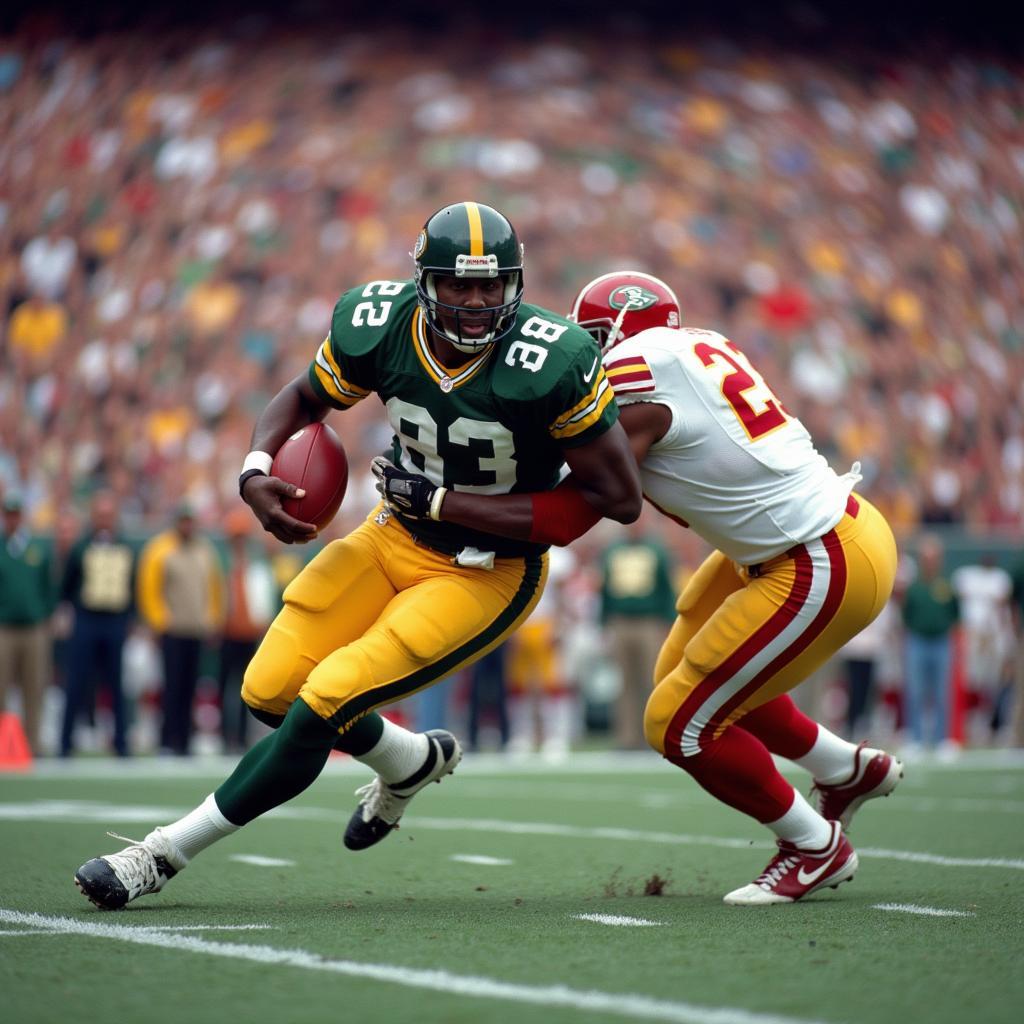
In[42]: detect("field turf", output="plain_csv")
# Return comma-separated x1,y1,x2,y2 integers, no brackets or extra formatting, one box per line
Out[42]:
1,750,1022,1024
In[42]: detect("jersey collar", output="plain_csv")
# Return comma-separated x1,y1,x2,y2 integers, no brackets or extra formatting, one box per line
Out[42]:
411,307,493,390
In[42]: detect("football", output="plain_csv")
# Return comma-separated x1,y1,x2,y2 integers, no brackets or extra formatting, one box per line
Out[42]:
271,421,348,530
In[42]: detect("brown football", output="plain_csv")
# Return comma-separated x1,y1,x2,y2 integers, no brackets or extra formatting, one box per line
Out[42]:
271,422,348,530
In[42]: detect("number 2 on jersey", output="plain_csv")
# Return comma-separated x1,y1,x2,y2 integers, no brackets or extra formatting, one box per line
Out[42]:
693,339,788,441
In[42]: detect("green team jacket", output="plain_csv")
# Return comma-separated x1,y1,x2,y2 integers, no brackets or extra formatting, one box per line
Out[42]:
308,279,618,558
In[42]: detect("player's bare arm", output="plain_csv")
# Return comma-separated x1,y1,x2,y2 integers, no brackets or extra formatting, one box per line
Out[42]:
241,372,330,544
616,401,672,466
427,419,642,542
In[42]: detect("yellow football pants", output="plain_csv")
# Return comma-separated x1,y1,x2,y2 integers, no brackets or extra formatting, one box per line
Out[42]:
242,508,547,732
645,494,897,758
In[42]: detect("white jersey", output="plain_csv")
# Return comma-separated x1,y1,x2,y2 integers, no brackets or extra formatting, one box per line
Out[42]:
604,326,857,566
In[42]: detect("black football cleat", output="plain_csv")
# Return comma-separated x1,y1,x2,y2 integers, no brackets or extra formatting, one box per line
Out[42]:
344,730,462,851
74,828,186,910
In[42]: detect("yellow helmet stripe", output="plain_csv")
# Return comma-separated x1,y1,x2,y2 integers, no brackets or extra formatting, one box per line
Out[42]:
465,201,484,256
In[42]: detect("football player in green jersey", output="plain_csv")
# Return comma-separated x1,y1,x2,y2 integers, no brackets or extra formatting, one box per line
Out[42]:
73,201,642,909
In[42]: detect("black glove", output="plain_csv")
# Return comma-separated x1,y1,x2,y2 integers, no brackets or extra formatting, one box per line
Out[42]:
371,456,447,520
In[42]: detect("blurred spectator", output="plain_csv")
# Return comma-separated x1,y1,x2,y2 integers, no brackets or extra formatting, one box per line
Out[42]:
0,15,1021,541
0,491,55,755
951,556,1014,742
506,546,576,758
1,9,1024,760
1009,552,1024,748
20,221,76,301
59,489,136,757
217,508,276,753
900,534,961,755
7,294,69,362
837,600,897,741
137,504,224,756
598,521,677,751
407,674,456,734
466,645,510,753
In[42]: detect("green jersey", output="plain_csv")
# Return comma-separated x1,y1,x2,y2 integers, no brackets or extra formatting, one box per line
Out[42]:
308,279,618,557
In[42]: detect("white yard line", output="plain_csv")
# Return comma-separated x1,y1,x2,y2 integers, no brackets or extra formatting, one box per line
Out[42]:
229,855,296,867
854,846,1024,870
450,854,514,866
872,903,975,918
0,923,273,935
0,908,828,1024
133,924,276,931
0,800,187,821
404,817,1024,872
3,800,1022,872
574,914,663,928
17,748,1024,780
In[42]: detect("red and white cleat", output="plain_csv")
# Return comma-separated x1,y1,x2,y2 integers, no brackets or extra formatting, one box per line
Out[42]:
724,821,857,906
811,743,904,830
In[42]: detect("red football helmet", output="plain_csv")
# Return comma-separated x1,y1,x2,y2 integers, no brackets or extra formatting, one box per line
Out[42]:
569,271,681,352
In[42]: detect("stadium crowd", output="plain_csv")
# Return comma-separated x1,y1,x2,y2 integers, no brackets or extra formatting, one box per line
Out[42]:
1,8,1023,756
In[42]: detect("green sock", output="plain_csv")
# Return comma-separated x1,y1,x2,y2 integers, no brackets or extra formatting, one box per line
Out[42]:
244,702,383,755
247,707,285,730
333,711,385,756
215,699,339,825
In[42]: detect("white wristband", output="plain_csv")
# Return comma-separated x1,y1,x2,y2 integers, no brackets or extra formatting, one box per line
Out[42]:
242,450,274,476
429,486,448,522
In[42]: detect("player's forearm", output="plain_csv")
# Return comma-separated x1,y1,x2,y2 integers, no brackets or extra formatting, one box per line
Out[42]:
438,492,534,541
438,481,604,547
250,374,328,457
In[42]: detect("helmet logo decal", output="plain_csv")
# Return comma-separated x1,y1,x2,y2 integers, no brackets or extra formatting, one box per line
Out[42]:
412,230,427,260
455,253,499,277
608,285,659,311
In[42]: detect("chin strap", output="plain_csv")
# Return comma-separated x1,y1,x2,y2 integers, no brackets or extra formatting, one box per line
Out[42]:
603,296,645,354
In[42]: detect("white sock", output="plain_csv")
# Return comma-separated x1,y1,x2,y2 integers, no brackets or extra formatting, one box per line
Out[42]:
766,790,832,849
540,695,573,752
793,725,859,784
356,717,430,785
161,793,240,862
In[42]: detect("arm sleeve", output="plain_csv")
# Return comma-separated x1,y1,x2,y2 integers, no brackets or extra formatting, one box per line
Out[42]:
544,347,618,450
307,290,377,410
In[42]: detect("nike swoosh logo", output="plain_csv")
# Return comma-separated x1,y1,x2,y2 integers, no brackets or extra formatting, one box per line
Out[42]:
797,853,839,886
583,356,599,383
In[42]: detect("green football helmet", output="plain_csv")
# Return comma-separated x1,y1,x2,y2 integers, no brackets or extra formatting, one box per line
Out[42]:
413,201,525,353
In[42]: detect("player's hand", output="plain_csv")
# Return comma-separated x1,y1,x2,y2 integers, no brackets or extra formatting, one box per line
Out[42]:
241,474,319,544
371,456,441,519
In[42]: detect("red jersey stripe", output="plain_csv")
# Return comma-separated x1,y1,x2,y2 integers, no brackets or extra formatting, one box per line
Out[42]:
607,368,654,385
605,355,649,372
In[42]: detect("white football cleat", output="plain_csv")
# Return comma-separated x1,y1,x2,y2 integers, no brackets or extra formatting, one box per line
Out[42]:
75,828,187,910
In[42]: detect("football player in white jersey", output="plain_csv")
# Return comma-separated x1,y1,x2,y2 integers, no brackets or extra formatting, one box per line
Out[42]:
566,271,903,905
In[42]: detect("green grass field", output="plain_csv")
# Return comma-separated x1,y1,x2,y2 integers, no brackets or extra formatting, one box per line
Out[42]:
1,750,1022,1024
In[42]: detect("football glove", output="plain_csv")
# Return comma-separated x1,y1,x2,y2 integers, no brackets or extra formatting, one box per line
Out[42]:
371,456,447,520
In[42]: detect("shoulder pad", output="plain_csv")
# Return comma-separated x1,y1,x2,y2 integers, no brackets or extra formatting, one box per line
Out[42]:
677,326,729,345
492,302,601,401
329,280,418,357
